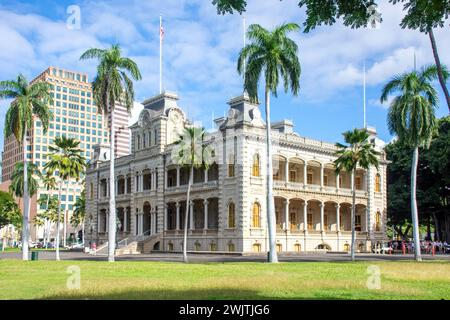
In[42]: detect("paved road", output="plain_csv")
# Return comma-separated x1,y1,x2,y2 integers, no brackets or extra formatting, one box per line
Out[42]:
1,250,449,262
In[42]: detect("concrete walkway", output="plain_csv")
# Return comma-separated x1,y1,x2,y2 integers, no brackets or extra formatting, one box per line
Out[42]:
1,250,449,262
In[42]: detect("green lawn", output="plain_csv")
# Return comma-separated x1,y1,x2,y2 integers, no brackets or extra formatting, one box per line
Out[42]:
0,260,449,300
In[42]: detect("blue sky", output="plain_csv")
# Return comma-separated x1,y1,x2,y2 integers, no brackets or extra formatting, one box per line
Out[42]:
0,0,449,154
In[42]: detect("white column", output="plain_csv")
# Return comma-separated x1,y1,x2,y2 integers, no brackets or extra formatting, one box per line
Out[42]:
203,199,209,230
164,169,168,189
176,202,180,230
139,214,143,235
140,172,144,191
151,212,156,234
204,169,208,183
303,163,307,186
164,205,168,231
320,164,324,188
124,209,128,233
336,173,340,190
336,204,341,232
320,201,324,232
189,201,194,230
284,199,290,231
285,160,289,183
124,176,128,194
176,167,180,187
106,179,110,197
303,201,308,231
106,212,109,233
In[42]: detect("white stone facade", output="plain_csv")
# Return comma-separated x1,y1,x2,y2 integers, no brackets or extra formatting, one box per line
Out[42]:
85,92,388,254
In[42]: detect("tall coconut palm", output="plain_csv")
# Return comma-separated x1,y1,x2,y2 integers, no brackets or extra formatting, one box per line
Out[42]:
42,174,57,247
80,44,142,262
71,190,86,245
172,127,213,263
237,23,301,262
334,129,380,261
0,74,52,260
44,136,86,260
380,65,446,261
9,162,42,199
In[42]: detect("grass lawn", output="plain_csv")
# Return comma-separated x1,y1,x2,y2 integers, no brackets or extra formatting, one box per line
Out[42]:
0,260,449,300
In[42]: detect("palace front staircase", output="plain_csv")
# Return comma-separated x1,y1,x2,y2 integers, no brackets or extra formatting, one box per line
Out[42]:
90,230,162,256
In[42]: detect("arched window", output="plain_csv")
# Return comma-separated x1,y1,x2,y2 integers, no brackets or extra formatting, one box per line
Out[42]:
276,243,282,252
294,243,301,252
375,211,381,231
228,242,235,252
252,243,261,252
375,174,381,192
252,202,261,228
168,242,174,251
228,202,235,228
252,154,260,177
195,242,201,251
143,132,146,148
209,242,217,251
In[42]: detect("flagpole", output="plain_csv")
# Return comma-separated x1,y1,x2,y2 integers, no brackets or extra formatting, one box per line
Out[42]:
160,15,163,94
243,15,246,90
363,62,366,129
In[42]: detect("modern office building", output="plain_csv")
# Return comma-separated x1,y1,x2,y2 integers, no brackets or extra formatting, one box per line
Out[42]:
1,66,131,242
85,91,388,255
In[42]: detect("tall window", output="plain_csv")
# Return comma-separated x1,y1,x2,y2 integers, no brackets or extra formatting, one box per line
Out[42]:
252,243,261,252
307,172,313,184
356,176,362,190
252,202,261,228
324,214,328,231
137,135,141,150
323,175,329,186
355,215,361,231
228,154,235,177
228,243,235,252
307,213,313,230
375,211,381,231
375,174,381,192
228,202,235,228
90,182,94,199
252,154,260,177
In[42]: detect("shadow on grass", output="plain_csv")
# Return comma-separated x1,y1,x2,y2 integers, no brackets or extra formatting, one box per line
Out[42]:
41,288,345,300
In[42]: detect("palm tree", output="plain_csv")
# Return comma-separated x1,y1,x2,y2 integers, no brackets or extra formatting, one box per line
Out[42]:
334,129,380,261
9,162,42,199
237,23,301,262
44,136,86,260
0,74,52,260
42,174,57,247
71,190,86,246
172,127,213,263
80,44,142,262
380,65,446,261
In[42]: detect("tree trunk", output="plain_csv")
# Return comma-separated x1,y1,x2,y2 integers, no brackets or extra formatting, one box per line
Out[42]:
63,181,70,247
411,147,422,261
183,166,193,263
264,86,278,263
55,181,63,261
432,212,440,241
82,219,85,246
351,168,356,261
108,107,116,262
428,29,450,112
22,126,29,261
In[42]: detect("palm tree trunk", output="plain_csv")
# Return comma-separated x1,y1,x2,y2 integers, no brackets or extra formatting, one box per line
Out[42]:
63,181,70,247
108,107,116,262
428,28,450,112
411,147,422,261
265,86,278,263
22,126,29,261
351,168,356,261
82,219,85,246
183,166,193,263
55,181,63,261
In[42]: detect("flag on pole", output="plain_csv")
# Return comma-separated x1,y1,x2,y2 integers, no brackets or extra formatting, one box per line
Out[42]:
160,22,164,40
